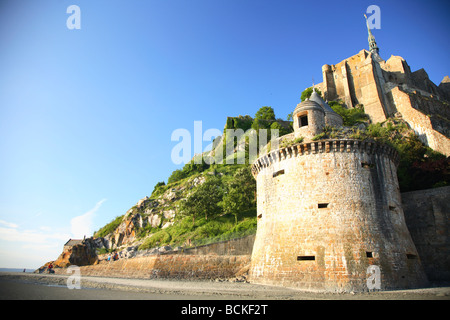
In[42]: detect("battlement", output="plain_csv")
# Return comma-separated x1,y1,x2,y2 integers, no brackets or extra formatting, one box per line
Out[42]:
251,139,399,177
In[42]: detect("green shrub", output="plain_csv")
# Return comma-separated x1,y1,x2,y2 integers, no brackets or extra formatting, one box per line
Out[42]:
301,87,322,101
280,136,304,148
270,121,291,137
167,158,210,184
167,169,187,184
138,230,171,250
329,101,369,126
94,216,123,238
151,181,167,197
312,132,326,141
357,120,448,192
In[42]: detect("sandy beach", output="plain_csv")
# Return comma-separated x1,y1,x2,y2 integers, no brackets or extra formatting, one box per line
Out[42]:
0,272,449,300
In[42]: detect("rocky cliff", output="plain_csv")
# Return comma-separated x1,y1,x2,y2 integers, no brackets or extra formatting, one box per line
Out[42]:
37,238,100,271
98,175,207,251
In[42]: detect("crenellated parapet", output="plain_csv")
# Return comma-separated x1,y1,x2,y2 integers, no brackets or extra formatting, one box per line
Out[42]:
251,139,399,177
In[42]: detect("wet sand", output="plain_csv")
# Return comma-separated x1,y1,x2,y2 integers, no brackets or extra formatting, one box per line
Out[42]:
1,272,449,300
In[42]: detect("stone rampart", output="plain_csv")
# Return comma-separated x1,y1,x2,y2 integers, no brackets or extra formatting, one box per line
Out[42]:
53,254,250,280
180,234,255,256
402,186,450,282
50,235,255,280
389,86,450,156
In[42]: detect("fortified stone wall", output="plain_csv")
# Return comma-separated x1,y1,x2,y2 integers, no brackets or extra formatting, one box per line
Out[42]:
389,87,450,156
49,235,255,280
181,235,255,256
249,139,428,292
402,186,450,282
53,255,250,280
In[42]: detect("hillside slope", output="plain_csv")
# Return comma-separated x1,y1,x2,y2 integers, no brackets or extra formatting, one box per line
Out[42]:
92,110,292,256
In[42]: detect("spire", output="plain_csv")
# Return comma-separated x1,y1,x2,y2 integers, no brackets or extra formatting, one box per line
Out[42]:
364,14,379,55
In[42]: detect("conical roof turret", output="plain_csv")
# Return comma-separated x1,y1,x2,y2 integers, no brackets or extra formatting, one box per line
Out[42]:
309,89,336,114
308,88,343,127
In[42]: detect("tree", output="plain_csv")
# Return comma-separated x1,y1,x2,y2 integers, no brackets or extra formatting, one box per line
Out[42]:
167,158,210,184
151,181,166,197
301,87,322,101
220,167,256,225
254,106,276,121
270,121,291,137
168,169,186,184
179,176,224,226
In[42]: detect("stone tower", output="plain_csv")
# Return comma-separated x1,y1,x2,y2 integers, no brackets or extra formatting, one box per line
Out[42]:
315,17,450,156
248,100,429,292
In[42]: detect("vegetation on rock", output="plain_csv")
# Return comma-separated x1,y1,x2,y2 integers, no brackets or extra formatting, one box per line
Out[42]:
328,101,369,126
301,87,322,101
309,117,449,192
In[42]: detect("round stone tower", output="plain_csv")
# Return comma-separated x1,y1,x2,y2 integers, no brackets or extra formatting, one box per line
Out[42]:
249,104,428,292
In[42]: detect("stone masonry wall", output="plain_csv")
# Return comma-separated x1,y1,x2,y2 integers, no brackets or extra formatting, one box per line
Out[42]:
321,50,389,123
389,86,450,156
402,186,450,282
181,235,255,256
51,235,255,280
53,255,250,280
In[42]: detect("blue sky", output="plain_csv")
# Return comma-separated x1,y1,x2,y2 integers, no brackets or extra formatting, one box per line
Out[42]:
0,0,449,269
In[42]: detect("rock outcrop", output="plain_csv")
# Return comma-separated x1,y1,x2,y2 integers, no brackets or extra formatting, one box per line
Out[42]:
37,238,100,272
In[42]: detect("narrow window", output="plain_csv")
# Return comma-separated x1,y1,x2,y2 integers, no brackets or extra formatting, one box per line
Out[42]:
318,203,329,209
299,115,308,127
366,252,373,258
406,254,417,260
273,169,285,178
297,256,315,261
361,162,375,169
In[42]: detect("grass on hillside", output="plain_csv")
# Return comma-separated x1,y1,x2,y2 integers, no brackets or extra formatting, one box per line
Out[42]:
138,208,257,250
94,162,257,250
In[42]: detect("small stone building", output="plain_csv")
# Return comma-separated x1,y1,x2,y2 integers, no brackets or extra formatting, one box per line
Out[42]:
63,239,83,251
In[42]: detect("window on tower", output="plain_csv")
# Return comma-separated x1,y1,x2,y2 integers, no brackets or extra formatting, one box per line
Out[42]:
299,114,308,127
